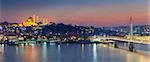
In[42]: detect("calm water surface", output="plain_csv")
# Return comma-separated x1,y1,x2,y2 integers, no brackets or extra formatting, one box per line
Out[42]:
0,43,150,62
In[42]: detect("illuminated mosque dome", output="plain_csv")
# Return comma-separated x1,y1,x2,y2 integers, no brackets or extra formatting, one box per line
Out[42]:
22,17,38,26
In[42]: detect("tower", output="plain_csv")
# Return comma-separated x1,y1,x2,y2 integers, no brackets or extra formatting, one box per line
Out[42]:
33,15,39,23
33,15,36,23
42,17,48,25
130,16,133,40
42,17,45,24
36,15,39,23
45,18,48,24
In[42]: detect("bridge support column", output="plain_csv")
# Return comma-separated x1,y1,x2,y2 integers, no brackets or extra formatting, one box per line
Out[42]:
128,42,134,52
114,41,118,48
123,42,128,49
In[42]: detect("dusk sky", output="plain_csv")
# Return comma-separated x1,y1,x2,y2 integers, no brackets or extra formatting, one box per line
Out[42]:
1,0,149,27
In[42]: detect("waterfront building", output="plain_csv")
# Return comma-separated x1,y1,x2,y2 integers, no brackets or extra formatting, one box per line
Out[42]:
0,25,3,31
0,33,4,41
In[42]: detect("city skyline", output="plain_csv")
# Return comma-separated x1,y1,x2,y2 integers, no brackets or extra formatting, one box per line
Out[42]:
0,1,150,62
1,0,149,27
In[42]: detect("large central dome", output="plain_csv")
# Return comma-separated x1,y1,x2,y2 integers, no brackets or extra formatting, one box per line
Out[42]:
22,17,38,26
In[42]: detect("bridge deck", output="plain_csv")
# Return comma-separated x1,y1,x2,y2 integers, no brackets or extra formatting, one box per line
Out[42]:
91,36,150,44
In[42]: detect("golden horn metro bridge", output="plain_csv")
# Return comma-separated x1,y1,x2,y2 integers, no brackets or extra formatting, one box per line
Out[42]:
90,36,150,44
90,36,150,55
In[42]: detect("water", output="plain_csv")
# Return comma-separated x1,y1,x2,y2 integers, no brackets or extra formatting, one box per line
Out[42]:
0,43,150,62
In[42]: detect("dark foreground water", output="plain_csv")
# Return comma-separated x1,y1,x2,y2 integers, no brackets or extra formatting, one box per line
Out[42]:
0,43,150,62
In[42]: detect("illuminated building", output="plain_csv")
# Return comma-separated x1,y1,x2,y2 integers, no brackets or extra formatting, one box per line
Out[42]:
18,24,23,27
17,15,50,26
22,17,38,26
0,25,3,30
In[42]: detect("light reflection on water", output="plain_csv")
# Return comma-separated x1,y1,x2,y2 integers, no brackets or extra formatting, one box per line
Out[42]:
0,44,150,62
41,43,47,62
92,44,97,62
